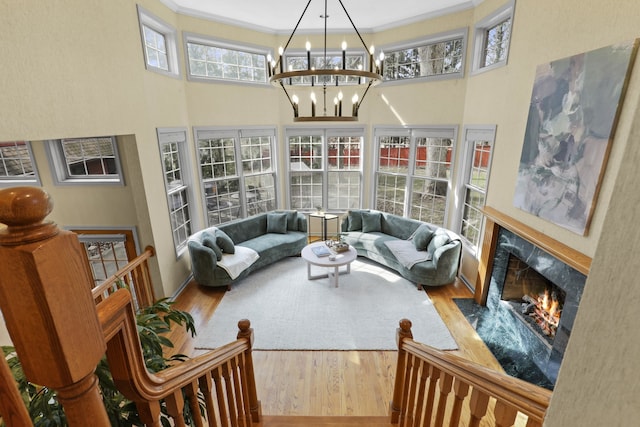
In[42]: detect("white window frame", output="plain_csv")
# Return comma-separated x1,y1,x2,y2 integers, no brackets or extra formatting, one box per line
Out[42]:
471,0,515,75
286,127,364,212
452,125,496,253
194,127,278,226
45,136,125,186
0,141,41,187
158,128,197,257
184,32,270,86
373,126,457,226
379,28,468,86
137,5,181,78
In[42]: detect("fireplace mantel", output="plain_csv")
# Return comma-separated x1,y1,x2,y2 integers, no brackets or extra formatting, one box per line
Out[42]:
475,206,592,304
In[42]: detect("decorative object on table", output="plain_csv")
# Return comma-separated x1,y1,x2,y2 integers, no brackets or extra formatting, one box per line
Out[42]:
311,244,331,257
326,239,350,253
513,39,639,235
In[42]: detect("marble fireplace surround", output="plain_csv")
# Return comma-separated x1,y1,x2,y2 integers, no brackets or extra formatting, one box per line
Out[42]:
474,207,592,386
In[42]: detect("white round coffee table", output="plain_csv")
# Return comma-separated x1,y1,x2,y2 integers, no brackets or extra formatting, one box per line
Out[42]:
301,241,358,288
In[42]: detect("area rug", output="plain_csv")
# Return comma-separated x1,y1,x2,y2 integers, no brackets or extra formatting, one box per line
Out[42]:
194,257,458,351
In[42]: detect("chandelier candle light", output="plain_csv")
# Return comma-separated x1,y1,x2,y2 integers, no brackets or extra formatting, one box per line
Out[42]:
268,0,384,122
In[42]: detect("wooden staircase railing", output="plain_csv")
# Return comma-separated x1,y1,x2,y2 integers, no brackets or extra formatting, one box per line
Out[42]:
91,245,156,309
390,319,552,427
97,287,261,426
0,187,261,426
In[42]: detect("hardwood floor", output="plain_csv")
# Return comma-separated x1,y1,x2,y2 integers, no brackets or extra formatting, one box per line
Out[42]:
164,266,502,418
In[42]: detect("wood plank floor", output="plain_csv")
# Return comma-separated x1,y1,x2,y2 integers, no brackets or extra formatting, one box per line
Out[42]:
164,261,503,418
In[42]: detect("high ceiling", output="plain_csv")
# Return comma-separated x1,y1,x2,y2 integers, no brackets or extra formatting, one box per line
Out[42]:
159,0,481,33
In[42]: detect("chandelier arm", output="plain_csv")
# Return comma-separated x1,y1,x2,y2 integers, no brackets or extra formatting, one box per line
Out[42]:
279,82,298,113
359,80,375,105
278,0,314,69
337,0,370,51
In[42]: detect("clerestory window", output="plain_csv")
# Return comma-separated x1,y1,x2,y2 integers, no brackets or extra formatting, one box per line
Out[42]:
471,0,515,74
381,29,467,83
137,5,180,77
185,33,269,84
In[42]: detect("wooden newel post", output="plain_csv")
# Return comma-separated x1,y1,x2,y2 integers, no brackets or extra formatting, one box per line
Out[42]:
390,318,413,424
237,318,261,423
0,187,110,426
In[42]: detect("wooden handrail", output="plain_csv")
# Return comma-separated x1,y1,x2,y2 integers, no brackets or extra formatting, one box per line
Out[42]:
97,288,261,426
92,245,156,309
390,319,551,427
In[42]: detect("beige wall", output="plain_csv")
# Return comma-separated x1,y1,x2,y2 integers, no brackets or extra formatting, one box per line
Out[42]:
3,0,640,423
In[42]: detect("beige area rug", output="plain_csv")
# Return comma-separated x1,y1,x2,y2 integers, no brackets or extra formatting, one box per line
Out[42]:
194,256,458,351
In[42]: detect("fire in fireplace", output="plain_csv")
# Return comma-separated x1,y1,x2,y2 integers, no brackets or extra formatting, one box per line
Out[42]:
501,254,566,342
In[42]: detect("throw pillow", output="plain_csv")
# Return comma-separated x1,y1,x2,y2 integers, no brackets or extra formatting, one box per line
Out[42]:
412,224,435,251
347,209,367,231
427,233,451,253
276,210,298,231
201,231,223,261
361,211,382,233
215,229,236,254
267,212,288,234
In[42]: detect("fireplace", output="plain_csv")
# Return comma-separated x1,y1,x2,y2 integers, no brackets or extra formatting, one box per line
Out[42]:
455,209,589,390
502,254,566,344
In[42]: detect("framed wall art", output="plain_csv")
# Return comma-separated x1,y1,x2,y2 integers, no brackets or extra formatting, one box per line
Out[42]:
513,39,639,235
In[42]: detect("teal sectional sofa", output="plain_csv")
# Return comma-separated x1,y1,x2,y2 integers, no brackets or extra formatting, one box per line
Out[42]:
340,209,461,289
187,211,307,289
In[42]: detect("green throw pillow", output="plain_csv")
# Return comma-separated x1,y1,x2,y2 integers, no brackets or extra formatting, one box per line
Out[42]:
267,212,288,234
215,229,236,254
347,210,363,231
361,211,382,233
412,224,435,251
201,231,223,260
276,210,298,231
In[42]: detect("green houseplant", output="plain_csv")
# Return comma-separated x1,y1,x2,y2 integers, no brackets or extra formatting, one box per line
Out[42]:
2,296,197,427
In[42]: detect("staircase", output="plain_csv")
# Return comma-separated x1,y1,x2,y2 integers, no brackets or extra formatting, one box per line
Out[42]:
0,187,552,427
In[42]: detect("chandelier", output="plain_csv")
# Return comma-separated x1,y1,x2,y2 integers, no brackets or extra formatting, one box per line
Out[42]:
268,0,384,122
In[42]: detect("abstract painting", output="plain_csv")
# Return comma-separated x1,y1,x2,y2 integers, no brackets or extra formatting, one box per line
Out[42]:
514,40,638,235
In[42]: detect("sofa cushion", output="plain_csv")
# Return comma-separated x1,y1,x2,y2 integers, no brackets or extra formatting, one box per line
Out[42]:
215,229,236,254
412,224,435,251
267,212,288,234
276,210,299,231
347,210,366,231
201,231,223,261
361,211,382,232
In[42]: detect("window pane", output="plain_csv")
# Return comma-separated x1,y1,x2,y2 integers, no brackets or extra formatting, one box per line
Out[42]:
0,141,35,178
241,135,275,215
483,18,511,67
411,178,447,226
81,239,129,286
290,171,323,210
60,137,117,177
383,37,464,81
461,187,486,247
378,136,410,174
204,179,241,225
375,173,405,216
187,42,267,83
143,25,169,71
198,137,237,179
289,135,323,170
